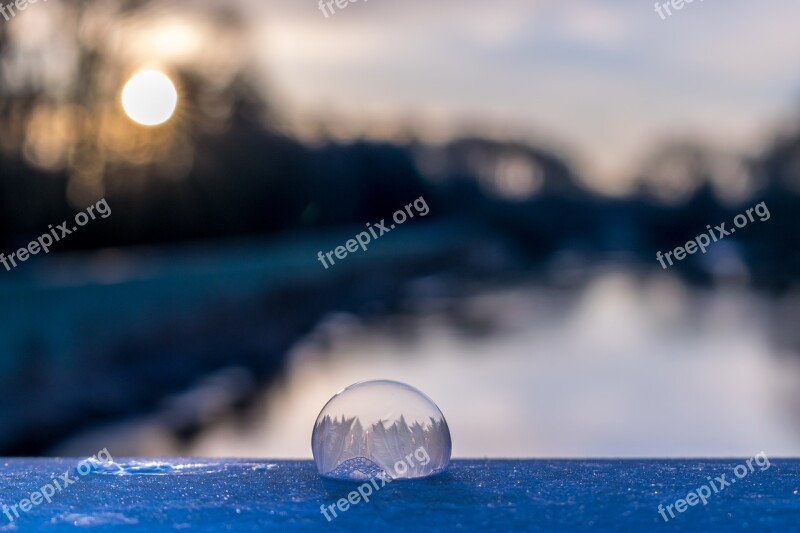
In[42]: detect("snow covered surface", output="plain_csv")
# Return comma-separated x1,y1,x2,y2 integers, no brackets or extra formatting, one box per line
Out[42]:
0,458,798,531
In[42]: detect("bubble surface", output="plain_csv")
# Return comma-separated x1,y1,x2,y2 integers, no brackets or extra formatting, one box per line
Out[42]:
312,380,451,480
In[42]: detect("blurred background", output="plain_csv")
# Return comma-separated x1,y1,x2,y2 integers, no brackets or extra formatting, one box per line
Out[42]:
1,0,800,459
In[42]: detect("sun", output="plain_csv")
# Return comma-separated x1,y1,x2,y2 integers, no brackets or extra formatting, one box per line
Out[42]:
121,69,178,126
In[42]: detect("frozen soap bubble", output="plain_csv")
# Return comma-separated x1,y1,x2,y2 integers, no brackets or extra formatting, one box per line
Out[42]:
312,380,451,481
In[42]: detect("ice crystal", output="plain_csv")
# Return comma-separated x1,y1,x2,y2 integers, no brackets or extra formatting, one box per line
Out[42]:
312,380,451,480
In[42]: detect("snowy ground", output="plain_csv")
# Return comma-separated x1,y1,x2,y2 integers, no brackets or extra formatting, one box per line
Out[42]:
0,458,798,531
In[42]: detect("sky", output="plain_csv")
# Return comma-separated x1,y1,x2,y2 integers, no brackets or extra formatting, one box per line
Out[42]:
240,0,800,194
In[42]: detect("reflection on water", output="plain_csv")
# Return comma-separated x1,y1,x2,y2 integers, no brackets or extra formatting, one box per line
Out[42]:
189,271,800,458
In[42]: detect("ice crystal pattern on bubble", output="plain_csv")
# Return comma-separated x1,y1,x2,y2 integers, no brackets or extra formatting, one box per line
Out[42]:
313,414,450,480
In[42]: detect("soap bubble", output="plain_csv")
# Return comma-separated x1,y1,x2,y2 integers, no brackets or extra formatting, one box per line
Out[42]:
312,380,451,481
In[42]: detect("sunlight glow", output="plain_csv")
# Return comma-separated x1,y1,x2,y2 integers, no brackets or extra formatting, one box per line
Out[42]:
121,69,178,126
